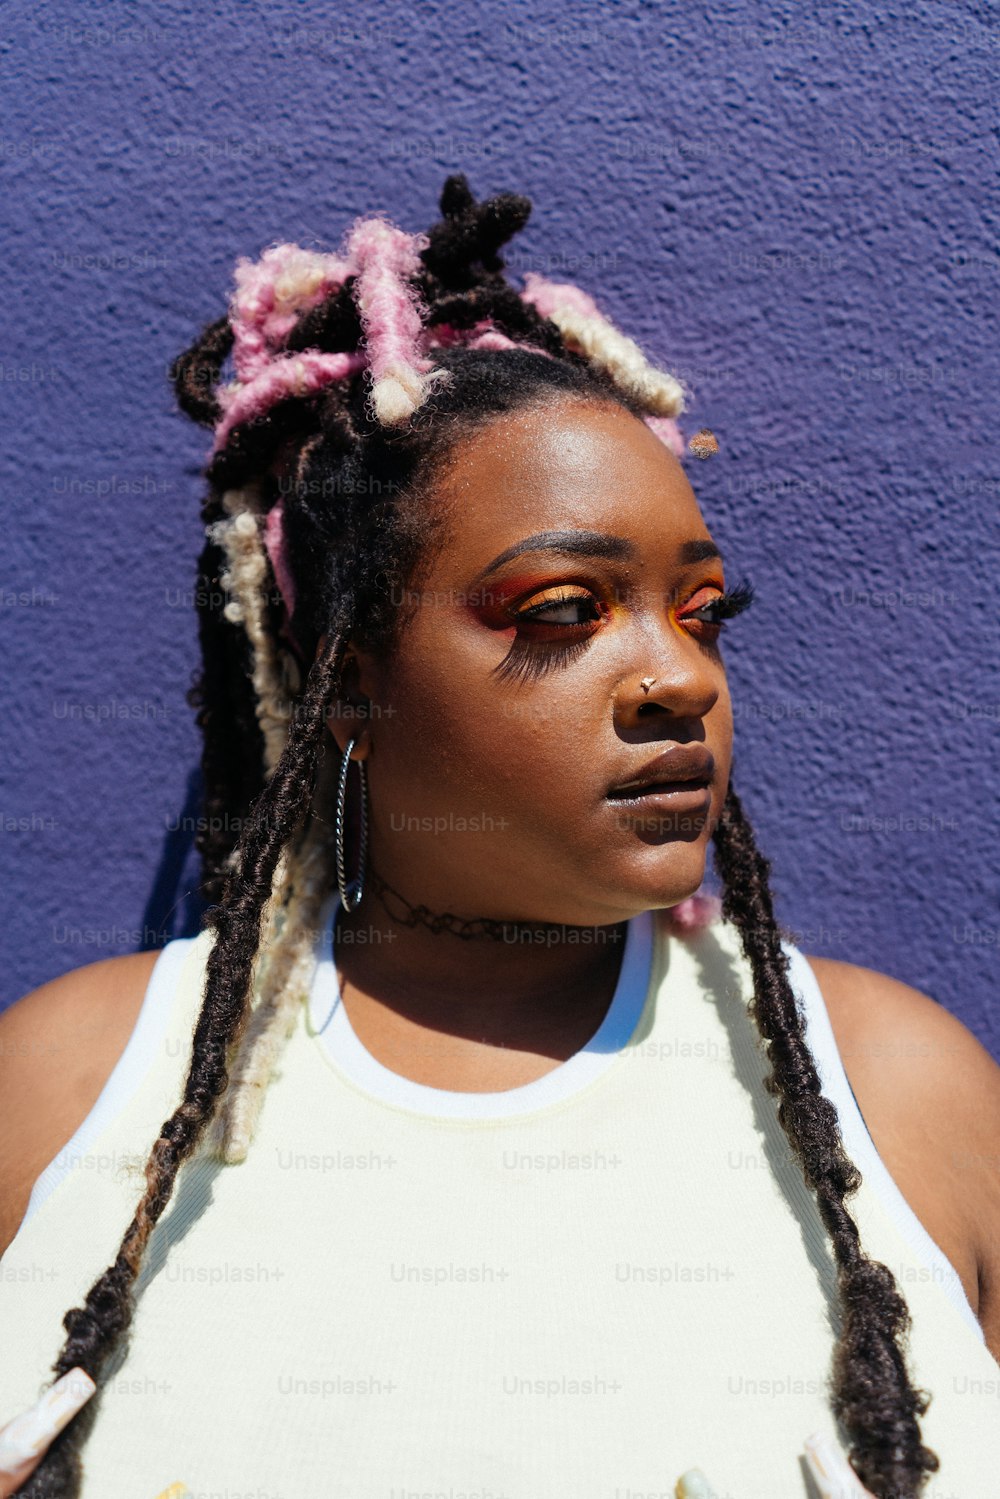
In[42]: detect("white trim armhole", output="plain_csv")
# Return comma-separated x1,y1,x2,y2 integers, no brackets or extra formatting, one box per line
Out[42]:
781,938,986,1345
16,937,197,1232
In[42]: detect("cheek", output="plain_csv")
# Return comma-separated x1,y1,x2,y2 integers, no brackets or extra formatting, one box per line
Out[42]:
709,688,734,798
369,625,506,793
375,628,597,806
383,666,574,792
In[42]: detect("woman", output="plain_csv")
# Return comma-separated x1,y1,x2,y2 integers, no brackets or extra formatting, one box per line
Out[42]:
1,174,998,1499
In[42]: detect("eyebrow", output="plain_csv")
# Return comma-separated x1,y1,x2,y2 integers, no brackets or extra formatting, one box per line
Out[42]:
472,529,722,582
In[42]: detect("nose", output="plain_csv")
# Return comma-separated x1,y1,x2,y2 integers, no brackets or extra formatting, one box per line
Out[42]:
613,620,721,732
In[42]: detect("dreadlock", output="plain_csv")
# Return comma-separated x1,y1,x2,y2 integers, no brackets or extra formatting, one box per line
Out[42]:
21,174,938,1498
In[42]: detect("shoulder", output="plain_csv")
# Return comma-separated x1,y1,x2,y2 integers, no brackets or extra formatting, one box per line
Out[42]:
803,954,1000,1359
0,949,161,1255
0,949,162,1077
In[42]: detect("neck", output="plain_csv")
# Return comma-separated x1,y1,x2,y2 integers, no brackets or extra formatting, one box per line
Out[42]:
365,863,620,943
331,866,630,1048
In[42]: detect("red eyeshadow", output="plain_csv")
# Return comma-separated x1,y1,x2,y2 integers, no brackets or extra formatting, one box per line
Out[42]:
465,574,556,628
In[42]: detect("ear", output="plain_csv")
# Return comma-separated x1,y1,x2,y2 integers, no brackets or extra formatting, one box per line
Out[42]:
316,632,378,760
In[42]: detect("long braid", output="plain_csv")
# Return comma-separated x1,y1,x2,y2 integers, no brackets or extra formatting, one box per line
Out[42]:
22,174,943,1496
184,506,269,903
712,783,940,1497
17,631,347,1498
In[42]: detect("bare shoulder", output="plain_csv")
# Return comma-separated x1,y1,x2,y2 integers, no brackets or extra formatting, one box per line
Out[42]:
0,948,161,1256
804,954,1000,1362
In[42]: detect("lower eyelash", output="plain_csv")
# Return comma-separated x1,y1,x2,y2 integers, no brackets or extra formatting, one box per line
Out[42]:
491,634,594,686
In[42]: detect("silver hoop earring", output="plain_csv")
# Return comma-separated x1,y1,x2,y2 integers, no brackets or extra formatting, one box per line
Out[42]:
335,736,369,912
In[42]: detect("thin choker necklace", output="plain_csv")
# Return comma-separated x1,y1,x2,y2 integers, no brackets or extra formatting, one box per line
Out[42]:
350,865,629,947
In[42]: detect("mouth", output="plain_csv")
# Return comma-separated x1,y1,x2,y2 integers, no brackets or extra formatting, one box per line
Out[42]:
605,778,712,806
603,743,715,837
605,743,715,803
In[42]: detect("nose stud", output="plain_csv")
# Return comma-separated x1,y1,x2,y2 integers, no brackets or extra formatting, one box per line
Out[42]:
640,676,657,693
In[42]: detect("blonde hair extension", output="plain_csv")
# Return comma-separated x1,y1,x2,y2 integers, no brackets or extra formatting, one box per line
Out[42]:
207,482,299,776
204,810,337,1165
520,272,689,417
549,305,687,415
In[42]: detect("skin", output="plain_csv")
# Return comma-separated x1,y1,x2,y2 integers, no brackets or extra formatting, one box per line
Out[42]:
1,396,998,1491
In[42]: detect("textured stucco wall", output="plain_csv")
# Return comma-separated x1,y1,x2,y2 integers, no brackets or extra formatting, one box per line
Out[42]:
1,0,996,1056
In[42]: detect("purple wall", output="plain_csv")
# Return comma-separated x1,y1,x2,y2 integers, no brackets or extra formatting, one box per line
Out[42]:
2,1,997,1057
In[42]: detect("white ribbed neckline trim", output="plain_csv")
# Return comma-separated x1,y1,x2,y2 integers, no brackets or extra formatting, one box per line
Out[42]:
306,893,654,1120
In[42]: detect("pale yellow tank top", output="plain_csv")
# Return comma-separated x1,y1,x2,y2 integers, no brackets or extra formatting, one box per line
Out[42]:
1,897,997,1497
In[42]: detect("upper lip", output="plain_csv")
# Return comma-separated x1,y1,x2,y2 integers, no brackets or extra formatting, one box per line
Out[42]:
606,743,715,797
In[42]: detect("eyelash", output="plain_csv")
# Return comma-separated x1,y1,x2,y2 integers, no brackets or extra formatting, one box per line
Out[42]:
683,578,756,626
491,578,756,686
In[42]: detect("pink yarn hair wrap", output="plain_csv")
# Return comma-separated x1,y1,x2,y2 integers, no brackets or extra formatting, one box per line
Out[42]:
429,319,558,358
344,216,436,421
229,243,354,381
212,243,367,457
263,498,296,624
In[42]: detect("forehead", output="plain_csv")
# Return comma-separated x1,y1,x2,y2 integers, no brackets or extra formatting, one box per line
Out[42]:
428,397,707,559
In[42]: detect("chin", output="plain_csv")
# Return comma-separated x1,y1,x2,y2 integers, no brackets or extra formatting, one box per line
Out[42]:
631,834,712,899
570,840,712,927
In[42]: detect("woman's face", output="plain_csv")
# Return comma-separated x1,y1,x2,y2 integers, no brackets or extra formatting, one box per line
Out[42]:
328,394,735,927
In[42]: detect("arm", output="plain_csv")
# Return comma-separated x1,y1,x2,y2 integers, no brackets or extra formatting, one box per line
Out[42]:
805,955,1000,1364
0,950,159,1256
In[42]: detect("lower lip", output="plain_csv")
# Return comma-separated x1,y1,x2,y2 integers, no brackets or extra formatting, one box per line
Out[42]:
605,783,713,815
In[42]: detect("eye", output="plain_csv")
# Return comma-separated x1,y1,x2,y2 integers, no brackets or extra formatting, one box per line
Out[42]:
491,589,604,685
676,578,755,638
514,589,604,631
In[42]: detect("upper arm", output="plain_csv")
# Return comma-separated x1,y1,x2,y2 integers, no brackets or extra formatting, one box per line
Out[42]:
804,955,1000,1362
0,949,161,1255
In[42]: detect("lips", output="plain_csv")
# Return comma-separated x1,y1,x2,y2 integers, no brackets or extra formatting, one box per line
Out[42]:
606,743,715,799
